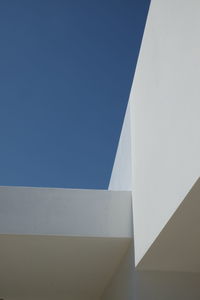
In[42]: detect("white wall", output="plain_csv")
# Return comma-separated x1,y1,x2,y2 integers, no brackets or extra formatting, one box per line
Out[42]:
105,0,200,298
101,243,136,300
109,102,132,191
0,186,132,238
116,0,200,265
106,102,135,299
102,247,200,300
135,271,200,300
137,178,200,272
0,234,131,300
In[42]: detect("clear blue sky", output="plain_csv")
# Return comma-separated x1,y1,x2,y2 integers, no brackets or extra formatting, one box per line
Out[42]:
0,0,150,189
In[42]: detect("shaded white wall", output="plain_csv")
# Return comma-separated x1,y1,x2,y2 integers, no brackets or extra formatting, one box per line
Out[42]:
101,244,136,300
135,271,200,300
102,247,200,300
0,234,131,300
137,178,200,273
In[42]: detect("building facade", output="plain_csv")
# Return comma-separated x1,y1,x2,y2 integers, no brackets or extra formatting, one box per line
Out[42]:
0,0,200,299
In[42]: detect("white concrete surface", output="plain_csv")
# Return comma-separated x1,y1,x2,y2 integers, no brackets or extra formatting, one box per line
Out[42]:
135,271,200,300
105,0,200,298
131,0,200,265
101,243,136,300
137,177,200,272
109,0,200,265
0,234,131,300
0,186,132,238
1,1,200,299
102,245,200,300
109,102,132,191
0,187,132,299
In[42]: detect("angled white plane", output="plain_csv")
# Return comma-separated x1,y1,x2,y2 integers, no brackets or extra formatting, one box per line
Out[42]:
0,0,200,299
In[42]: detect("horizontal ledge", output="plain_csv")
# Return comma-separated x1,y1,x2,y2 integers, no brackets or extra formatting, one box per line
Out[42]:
0,186,132,238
